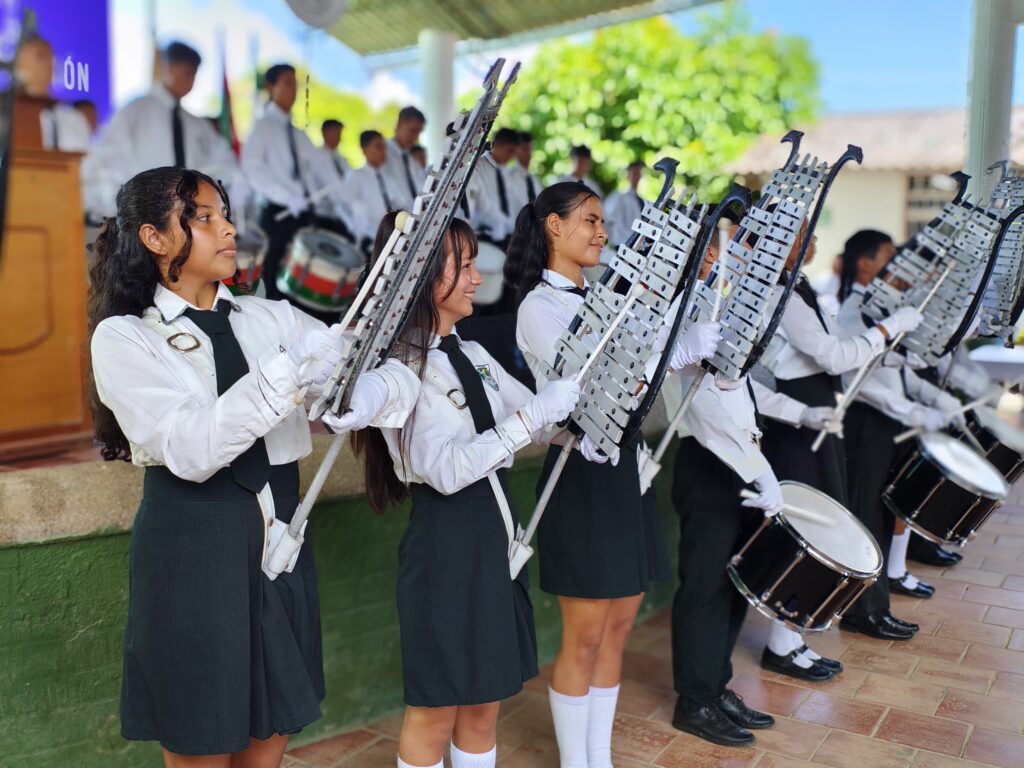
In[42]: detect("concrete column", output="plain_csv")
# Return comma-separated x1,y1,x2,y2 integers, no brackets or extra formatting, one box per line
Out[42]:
965,0,1018,200
419,28,458,161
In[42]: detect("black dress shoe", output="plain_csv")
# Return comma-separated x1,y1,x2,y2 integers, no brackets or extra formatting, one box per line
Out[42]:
672,699,755,746
797,644,843,674
908,538,960,566
718,689,775,730
761,647,833,682
839,613,915,640
890,572,935,598
883,610,920,632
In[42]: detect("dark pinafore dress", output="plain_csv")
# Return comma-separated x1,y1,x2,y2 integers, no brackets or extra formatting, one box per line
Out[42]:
120,302,323,755
396,349,538,707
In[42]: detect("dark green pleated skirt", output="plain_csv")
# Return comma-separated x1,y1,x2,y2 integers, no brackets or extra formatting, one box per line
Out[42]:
398,470,538,707
120,463,324,755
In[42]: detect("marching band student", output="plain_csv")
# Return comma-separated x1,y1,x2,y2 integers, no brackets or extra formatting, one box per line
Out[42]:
346,130,404,245
319,119,351,181
557,145,603,200
317,118,359,236
505,182,720,767
82,42,244,219
834,229,957,640
471,128,521,247
384,106,428,206
758,225,923,678
88,167,418,766
603,161,647,247
351,213,582,768
507,131,542,211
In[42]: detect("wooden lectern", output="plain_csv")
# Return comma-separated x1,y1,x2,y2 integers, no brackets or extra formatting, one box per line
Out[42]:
0,96,91,459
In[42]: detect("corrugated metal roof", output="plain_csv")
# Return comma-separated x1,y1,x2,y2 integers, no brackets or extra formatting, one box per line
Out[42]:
728,107,1024,174
329,0,665,54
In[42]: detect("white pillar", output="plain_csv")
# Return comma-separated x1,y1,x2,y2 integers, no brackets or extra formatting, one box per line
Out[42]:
965,0,1018,200
419,29,458,162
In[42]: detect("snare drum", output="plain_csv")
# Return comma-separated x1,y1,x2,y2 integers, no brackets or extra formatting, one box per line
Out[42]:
884,431,1009,547
224,225,267,294
964,406,1024,482
473,241,506,306
728,482,882,633
277,227,364,312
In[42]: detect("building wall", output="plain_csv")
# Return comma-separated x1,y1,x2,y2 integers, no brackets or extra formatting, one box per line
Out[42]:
0,450,680,767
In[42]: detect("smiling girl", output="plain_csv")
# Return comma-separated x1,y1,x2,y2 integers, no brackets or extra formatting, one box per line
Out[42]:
89,167,417,767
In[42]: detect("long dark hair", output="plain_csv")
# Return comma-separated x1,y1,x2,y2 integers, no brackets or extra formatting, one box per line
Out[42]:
838,229,892,303
351,213,478,514
87,167,227,461
504,181,597,307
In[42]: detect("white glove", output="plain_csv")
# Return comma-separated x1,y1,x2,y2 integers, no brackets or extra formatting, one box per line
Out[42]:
286,325,343,388
285,194,308,218
577,434,610,464
670,321,722,370
742,471,784,517
823,413,845,438
880,350,905,368
800,406,838,431
320,369,390,434
908,407,947,432
520,378,581,432
879,307,923,337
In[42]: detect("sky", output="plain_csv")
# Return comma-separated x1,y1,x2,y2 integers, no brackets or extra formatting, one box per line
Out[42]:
110,0,1024,118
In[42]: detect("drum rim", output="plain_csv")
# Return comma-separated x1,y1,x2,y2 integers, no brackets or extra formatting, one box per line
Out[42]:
973,406,1024,454
725,564,831,634
775,481,883,579
917,432,1011,499
882,493,970,548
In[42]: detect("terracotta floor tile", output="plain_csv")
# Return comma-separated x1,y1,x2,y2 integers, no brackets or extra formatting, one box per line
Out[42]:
890,632,968,664
334,737,398,768
289,729,380,766
606,712,679,762
929,579,970,600
940,567,1009,588
983,605,1024,629
854,672,945,714
902,609,944,636
620,649,673,686
839,647,920,678
365,711,404,739
757,755,819,768
963,643,1024,675
1002,574,1024,592
728,674,811,716
800,666,871,698
962,584,1024,611
915,596,988,622
980,556,1024,578
911,750,1009,768
489,735,561,768
993,534,1024,549
617,678,676,719
874,708,970,756
963,725,1024,768
742,716,829,760
792,690,887,735
935,617,1013,647
810,729,916,768
653,732,761,767
280,757,315,768
1009,629,1024,651
989,670,1024,702
910,657,995,694
936,688,1024,733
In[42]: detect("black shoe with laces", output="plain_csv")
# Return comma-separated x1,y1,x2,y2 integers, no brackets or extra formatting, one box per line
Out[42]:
717,689,775,730
672,699,755,747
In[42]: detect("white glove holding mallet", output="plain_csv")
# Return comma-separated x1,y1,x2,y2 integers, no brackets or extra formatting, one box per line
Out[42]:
741,471,784,517
321,369,391,434
879,307,923,337
287,324,344,388
800,406,838,431
578,434,611,465
671,321,723,369
520,378,581,432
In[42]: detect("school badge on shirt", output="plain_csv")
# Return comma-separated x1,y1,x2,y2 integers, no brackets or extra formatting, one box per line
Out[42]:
476,364,499,391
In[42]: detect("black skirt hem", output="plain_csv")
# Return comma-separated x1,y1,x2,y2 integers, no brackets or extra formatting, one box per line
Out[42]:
540,583,650,600
403,677,532,709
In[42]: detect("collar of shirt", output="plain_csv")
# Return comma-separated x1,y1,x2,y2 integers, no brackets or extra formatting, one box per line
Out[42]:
150,84,177,109
153,282,242,323
428,331,460,350
387,137,410,157
263,102,292,124
541,268,589,291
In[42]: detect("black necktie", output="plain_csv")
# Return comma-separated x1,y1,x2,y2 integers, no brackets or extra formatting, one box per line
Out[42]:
526,173,537,203
495,165,509,215
562,285,588,299
794,274,828,329
401,151,417,199
438,335,495,434
172,103,185,167
375,170,393,211
183,300,271,492
746,378,765,432
287,123,309,195
332,154,345,179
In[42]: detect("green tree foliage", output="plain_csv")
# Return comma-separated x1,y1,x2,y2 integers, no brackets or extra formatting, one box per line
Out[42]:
490,5,819,199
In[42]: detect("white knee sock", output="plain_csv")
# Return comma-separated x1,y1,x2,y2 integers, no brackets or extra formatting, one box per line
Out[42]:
888,530,919,587
587,684,619,768
549,687,590,768
767,622,811,668
450,743,496,768
397,758,443,768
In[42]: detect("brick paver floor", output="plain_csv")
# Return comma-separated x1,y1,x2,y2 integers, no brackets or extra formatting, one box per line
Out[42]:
286,489,1024,768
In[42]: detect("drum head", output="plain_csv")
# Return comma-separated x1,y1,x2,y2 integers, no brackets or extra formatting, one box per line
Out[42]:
296,227,363,269
779,482,882,576
974,405,1024,453
919,432,1010,499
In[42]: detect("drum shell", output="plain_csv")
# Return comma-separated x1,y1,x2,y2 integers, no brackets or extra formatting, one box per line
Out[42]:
727,516,875,633
965,418,1024,482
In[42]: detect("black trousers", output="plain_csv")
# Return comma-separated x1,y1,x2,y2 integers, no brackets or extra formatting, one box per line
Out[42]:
259,204,312,302
844,403,900,619
671,437,751,710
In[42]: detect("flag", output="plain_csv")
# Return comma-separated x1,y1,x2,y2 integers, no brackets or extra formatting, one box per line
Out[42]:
218,33,239,156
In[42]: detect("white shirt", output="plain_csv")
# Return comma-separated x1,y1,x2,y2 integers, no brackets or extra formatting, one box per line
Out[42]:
92,282,418,482
345,163,404,241
557,173,603,200
470,153,518,242
41,103,91,152
81,85,243,218
768,282,885,381
809,271,840,319
383,137,426,207
381,335,537,494
242,102,333,209
604,188,645,246
516,270,593,388
315,145,357,226
507,163,542,213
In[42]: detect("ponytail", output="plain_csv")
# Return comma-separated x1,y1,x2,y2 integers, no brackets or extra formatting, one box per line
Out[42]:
837,229,892,303
504,181,597,308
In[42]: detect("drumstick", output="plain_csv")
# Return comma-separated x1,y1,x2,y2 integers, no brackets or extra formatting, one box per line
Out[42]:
738,489,837,527
273,179,348,221
893,389,1004,444
811,262,956,452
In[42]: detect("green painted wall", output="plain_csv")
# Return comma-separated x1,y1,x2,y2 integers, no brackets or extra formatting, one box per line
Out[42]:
0,449,679,767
